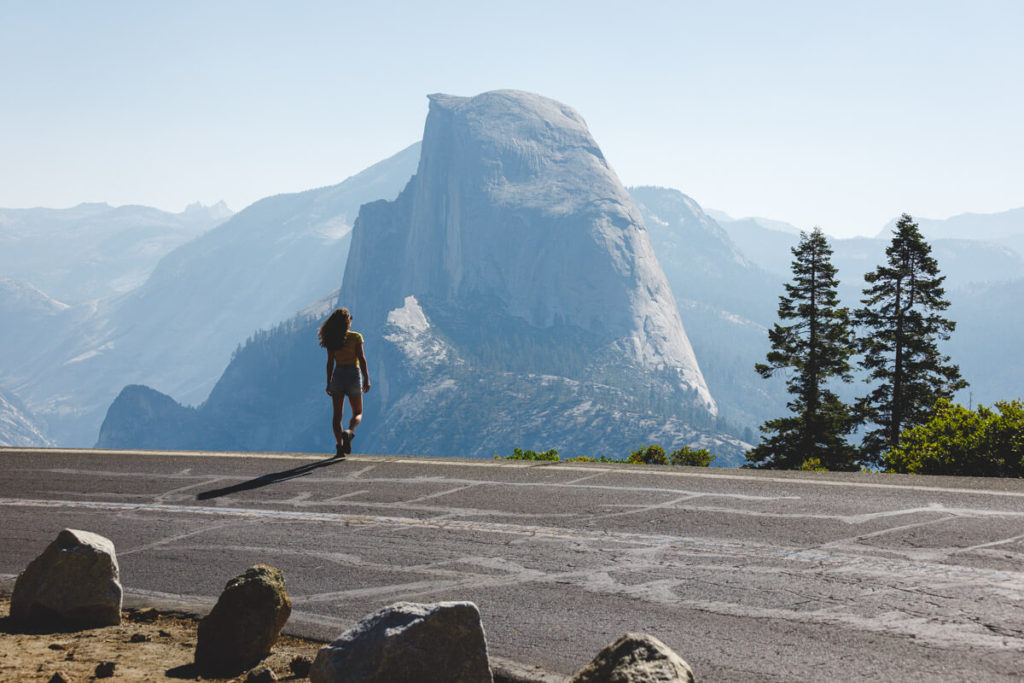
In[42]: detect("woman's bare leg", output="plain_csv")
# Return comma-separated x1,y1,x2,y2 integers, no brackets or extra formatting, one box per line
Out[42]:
331,394,346,446
347,393,363,432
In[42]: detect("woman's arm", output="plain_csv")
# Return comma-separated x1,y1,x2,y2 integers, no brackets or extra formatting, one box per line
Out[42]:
355,342,371,393
325,350,335,394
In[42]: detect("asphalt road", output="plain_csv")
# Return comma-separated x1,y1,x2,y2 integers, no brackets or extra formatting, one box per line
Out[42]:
1,447,1023,681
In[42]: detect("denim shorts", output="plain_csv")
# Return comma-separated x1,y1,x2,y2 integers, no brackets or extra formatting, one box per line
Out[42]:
329,366,362,399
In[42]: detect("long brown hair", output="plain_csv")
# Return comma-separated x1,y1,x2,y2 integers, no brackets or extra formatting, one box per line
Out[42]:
318,307,352,350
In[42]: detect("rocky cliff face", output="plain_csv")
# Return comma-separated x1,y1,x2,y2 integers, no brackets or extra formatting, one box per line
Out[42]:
98,91,745,461
0,385,53,447
628,187,786,433
345,91,714,411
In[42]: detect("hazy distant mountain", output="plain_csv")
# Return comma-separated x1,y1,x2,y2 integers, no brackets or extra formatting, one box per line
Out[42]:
96,384,225,451
21,105,1019,459
634,189,778,324
879,208,1024,265
0,201,231,303
630,187,786,431
826,237,1024,303
12,144,421,446
717,220,1024,293
99,91,745,462
718,206,1024,271
947,278,1024,406
714,212,1024,419
879,207,1024,240
0,276,69,316
708,209,802,234
101,141,422,406
0,277,74,391
712,217,802,277
628,199,1024,433
0,384,52,447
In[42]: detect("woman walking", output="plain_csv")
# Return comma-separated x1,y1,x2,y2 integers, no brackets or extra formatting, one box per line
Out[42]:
318,307,370,458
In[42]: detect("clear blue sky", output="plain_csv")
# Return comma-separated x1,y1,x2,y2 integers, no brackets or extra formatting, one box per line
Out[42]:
2,0,1022,237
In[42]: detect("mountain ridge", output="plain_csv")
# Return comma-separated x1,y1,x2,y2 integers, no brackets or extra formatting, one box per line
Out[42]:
6,143,421,446
341,91,714,410
98,90,743,461
0,202,233,304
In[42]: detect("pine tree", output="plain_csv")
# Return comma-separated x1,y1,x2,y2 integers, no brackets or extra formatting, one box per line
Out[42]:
746,228,858,470
856,213,968,465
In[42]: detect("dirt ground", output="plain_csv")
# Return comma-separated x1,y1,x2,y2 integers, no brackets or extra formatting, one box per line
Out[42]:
0,595,323,682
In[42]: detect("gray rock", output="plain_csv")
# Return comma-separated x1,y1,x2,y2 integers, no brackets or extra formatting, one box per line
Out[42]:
290,655,313,677
311,601,492,683
568,633,694,683
194,564,292,675
490,655,564,683
344,90,715,414
93,89,747,463
94,661,116,678
245,664,278,682
10,528,122,627
320,90,723,460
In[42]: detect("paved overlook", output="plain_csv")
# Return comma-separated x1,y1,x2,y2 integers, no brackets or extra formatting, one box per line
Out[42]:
1,448,1023,681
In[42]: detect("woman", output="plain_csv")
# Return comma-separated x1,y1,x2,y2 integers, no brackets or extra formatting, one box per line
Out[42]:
318,307,370,457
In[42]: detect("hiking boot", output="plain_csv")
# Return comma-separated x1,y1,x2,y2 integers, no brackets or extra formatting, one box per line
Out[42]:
342,429,354,455
335,442,345,459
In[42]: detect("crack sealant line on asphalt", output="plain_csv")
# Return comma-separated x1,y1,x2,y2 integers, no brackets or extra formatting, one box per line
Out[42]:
6,447,1024,498
32,466,804,503
3,497,1022,585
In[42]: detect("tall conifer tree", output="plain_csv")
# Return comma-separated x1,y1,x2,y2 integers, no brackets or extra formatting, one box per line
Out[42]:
746,228,858,470
856,213,967,464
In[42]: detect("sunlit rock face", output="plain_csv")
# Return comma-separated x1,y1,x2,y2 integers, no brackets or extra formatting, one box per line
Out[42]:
344,90,715,413
97,91,742,461
0,384,53,447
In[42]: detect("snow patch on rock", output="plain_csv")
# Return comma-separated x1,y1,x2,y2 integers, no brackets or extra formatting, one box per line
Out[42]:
386,295,431,334
64,342,114,366
313,217,353,241
0,388,53,447
384,296,459,373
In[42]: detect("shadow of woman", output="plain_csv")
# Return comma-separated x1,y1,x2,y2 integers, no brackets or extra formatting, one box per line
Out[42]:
195,457,344,501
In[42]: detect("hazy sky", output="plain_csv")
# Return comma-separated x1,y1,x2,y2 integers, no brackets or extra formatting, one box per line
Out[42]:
2,1,1022,237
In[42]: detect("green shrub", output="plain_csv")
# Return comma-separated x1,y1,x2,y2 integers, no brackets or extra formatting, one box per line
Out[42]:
798,457,828,471
499,447,560,461
668,446,716,467
628,445,668,465
885,398,1024,477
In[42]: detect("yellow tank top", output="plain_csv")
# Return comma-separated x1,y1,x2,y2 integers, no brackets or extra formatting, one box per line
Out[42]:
331,331,363,367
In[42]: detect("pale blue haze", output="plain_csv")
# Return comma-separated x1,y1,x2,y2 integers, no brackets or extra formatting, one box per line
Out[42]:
1,0,1022,237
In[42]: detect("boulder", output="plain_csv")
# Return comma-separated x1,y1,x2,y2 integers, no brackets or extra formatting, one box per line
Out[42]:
290,655,313,677
568,633,694,683
311,601,492,683
490,656,564,683
245,664,278,682
11,528,122,627
194,564,292,675
94,661,116,678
